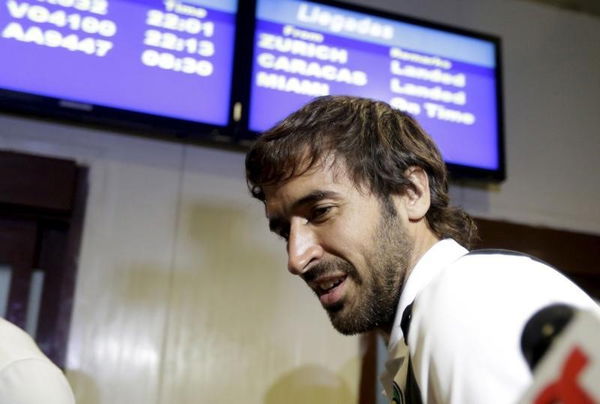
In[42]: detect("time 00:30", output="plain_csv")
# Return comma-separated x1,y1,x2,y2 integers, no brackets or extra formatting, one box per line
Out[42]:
141,49,213,76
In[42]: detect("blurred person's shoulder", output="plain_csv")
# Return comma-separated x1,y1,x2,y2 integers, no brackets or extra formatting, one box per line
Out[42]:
0,317,49,367
0,317,75,404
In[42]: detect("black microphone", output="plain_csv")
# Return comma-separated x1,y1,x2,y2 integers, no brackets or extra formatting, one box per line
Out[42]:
520,303,575,371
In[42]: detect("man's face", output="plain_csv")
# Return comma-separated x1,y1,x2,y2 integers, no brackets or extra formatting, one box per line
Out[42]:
263,160,414,335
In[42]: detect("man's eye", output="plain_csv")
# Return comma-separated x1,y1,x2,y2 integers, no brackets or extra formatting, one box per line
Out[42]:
310,206,332,221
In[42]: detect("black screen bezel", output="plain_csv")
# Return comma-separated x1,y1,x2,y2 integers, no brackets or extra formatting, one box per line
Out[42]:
0,0,249,144
0,0,505,181
234,0,506,182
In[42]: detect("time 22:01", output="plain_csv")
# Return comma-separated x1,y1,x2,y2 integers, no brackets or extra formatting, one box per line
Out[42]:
146,9,214,36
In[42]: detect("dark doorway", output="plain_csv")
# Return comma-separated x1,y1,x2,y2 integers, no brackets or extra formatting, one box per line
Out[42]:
0,150,88,369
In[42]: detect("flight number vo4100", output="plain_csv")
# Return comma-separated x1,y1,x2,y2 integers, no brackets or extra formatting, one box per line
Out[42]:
7,1,117,37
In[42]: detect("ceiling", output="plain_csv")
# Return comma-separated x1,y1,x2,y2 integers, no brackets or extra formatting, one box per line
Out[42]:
522,0,600,18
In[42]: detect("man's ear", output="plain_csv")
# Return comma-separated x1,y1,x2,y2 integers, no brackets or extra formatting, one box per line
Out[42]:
402,166,431,221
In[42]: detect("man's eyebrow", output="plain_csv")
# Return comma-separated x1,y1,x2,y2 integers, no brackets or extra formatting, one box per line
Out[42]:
267,190,340,233
291,190,340,211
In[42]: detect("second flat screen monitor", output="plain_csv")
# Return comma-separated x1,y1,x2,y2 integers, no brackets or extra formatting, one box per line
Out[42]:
248,0,501,174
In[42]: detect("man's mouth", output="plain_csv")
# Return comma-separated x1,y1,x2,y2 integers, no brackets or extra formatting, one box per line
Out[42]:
312,274,348,307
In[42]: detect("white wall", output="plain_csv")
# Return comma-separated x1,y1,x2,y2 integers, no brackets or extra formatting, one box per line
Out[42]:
347,0,600,234
0,0,599,403
0,115,361,404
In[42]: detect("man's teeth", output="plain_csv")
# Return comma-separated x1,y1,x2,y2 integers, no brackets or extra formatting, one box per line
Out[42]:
319,279,343,291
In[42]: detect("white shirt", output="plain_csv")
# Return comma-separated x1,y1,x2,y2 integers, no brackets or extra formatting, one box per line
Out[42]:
0,318,75,404
381,239,599,404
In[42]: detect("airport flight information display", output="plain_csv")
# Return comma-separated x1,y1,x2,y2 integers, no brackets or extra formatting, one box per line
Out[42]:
0,0,237,126
249,0,501,171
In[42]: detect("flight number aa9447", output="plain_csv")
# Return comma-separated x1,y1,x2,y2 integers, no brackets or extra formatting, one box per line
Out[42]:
2,22,113,56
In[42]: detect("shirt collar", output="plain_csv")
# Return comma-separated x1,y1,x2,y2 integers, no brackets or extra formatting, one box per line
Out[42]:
388,238,468,349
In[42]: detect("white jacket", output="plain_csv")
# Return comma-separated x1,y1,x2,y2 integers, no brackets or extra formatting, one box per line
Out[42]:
381,239,598,404
0,317,75,404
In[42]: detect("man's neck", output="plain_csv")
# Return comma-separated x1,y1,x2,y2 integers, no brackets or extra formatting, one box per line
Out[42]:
409,224,440,272
377,229,439,342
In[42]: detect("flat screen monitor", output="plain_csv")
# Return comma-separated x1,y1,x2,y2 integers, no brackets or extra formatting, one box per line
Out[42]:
247,0,504,180
0,0,238,130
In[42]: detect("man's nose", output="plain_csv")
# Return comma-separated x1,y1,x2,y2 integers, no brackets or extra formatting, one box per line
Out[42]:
287,218,323,275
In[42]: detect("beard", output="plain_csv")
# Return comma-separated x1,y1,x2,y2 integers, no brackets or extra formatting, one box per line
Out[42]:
303,202,414,335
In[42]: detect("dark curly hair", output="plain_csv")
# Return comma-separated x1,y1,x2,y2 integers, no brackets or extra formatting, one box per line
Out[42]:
245,96,477,248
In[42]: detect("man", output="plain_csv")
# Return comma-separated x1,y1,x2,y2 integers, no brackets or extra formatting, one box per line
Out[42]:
245,96,598,403
0,317,75,403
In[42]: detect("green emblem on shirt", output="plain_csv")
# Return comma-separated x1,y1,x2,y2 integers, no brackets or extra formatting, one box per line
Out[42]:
391,381,404,404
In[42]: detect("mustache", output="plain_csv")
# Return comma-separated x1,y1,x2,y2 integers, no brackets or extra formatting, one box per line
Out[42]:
301,258,360,284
